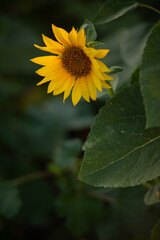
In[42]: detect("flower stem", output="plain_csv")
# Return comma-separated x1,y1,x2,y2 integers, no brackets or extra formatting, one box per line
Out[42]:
12,171,52,186
107,88,115,98
138,3,160,15
141,182,152,189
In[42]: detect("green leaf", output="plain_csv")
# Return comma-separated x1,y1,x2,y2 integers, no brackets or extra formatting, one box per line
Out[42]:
140,21,160,128
0,182,22,218
80,19,97,43
109,66,123,75
100,22,150,91
78,84,160,188
144,183,160,205
93,0,138,25
131,67,140,84
87,41,104,48
151,220,160,240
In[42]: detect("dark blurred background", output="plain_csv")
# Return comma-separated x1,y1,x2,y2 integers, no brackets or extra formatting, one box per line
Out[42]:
0,0,160,239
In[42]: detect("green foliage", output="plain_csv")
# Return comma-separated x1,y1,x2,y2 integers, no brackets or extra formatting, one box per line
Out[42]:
144,183,160,205
131,67,140,84
1,0,160,239
140,21,160,128
100,20,150,91
80,19,97,43
87,41,104,47
54,193,102,237
54,138,82,169
151,220,160,240
109,66,123,75
93,0,138,25
0,182,22,218
79,84,160,187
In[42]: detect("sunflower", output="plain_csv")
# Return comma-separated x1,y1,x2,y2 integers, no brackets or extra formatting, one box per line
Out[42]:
31,25,113,106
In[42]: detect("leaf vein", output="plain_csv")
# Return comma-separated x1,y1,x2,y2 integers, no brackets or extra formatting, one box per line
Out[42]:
82,135,160,178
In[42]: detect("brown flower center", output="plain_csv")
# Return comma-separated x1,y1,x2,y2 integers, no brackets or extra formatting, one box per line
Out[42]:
61,46,91,78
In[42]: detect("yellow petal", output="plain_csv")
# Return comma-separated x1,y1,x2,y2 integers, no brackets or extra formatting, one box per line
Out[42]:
63,78,75,102
53,74,72,95
72,79,82,106
34,44,63,55
36,63,60,76
34,44,51,53
86,74,97,100
92,65,104,80
80,77,90,102
95,49,110,59
47,80,56,93
42,34,64,54
53,88,64,95
52,24,70,47
37,70,63,85
84,47,97,57
96,59,111,72
77,28,86,47
68,27,78,46
101,81,111,89
101,72,114,80
30,56,59,65
91,71,102,92
53,73,66,91
37,74,54,86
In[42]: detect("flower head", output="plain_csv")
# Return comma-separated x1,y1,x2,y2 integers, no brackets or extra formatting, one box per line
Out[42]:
31,25,113,105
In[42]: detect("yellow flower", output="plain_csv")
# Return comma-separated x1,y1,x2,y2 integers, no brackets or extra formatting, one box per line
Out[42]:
31,25,113,106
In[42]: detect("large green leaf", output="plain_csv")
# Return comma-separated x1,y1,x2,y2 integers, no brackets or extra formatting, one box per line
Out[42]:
140,21,160,128
78,84,160,187
93,0,138,25
0,182,22,218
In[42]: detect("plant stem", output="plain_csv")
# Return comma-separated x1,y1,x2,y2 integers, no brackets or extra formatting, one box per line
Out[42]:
141,182,152,189
138,3,160,15
107,88,115,98
153,177,160,184
88,189,116,204
12,171,52,186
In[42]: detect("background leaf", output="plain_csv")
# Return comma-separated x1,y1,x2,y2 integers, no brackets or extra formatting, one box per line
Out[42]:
100,21,150,92
93,0,138,25
109,66,123,74
140,21,160,128
0,182,22,218
78,84,160,187
54,193,102,237
80,19,97,43
151,220,160,240
54,139,82,169
144,183,160,205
